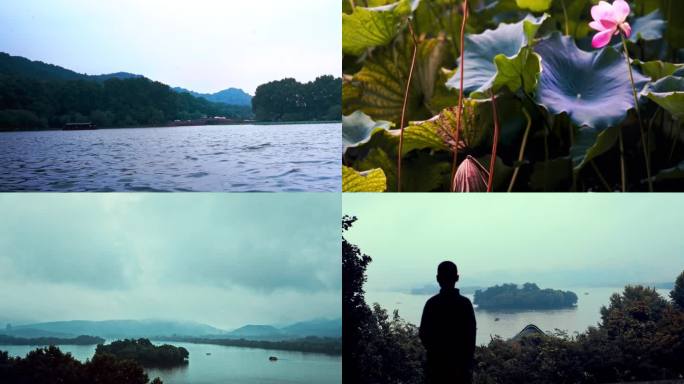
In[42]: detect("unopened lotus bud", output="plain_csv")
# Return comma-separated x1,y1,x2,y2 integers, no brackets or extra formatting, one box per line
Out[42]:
453,155,489,192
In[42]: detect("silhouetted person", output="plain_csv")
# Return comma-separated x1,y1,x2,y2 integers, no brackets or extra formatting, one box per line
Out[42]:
419,261,476,384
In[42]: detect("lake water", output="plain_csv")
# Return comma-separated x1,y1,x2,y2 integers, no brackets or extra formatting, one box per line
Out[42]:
0,124,341,192
0,341,341,384
367,287,671,345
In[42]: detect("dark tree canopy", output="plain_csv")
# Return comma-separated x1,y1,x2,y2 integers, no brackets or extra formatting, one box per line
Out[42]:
0,346,159,384
0,75,252,130
95,339,188,368
672,270,684,309
252,75,341,122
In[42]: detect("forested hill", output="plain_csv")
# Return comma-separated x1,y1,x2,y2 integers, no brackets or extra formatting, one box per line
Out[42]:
252,76,341,122
0,52,253,130
474,283,578,310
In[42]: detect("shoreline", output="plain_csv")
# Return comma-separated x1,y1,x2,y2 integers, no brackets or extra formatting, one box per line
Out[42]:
0,120,341,133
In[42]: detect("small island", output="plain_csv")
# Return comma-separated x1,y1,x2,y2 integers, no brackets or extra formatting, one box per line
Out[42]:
95,338,189,367
0,334,104,345
474,283,578,310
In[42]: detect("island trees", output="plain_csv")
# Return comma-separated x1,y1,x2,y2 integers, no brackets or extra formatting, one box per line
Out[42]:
474,283,578,310
95,339,188,368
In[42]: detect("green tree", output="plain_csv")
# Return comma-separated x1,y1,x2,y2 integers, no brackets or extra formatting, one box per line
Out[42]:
671,270,684,309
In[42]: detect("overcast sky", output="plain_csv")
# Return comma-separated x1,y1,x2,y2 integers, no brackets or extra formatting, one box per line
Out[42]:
0,0,340,94
0,194,340,329
343,194,684,291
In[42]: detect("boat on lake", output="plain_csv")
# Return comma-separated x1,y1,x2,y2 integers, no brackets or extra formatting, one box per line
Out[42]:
269,356,278,361
63,122,97,131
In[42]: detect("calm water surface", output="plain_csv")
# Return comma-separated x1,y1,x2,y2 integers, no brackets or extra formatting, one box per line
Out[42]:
0,124,340,192
368,287,671,345
1,341,341,384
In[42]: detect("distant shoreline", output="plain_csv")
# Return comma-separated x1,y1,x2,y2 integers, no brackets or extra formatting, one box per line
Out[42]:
0,120,341,133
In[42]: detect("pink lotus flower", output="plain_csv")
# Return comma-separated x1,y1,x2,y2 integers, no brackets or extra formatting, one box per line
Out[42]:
589,0,632,48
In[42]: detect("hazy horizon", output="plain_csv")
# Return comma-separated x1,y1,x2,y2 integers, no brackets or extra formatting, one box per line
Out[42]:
0,194,341,328
343,194,683,293
0,0,340,94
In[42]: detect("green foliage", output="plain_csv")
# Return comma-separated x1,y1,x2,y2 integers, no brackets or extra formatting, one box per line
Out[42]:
251,75,341,122
0,345,159,384
95,339,188,368
672,270,684,309
0,75,252,131
643,75,684,121
343,166,388,192
342,0,416,56
342,0,684,191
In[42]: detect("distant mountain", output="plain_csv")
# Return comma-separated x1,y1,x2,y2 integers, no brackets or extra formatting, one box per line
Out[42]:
281,318,341,338
1,327,74,338
173,87,252,106
226,325,284,339
0,52,143,82
9,318,341,341
11,320,225,339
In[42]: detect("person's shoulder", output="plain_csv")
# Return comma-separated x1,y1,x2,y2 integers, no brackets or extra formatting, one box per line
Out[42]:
425,293,440,306
457,293,474,307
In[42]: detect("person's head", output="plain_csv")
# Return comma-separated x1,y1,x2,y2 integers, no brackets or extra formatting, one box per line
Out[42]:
436,261,459,288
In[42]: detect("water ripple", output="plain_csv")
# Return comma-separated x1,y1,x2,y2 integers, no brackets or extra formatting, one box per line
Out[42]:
0,124,341,192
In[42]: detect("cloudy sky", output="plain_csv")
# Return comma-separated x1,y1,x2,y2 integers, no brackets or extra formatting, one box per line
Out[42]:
343,194,684,291
0,0,340,94
0,194,340,329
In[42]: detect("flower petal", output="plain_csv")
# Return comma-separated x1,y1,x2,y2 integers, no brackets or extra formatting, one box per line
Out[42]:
620,21,632,38
599,18,618,30
592,29,614,48
591,1,614,22
589,21,607,31
613,0,630,23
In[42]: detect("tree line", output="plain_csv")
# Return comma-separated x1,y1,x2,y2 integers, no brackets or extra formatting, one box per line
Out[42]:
343,215,684,384
0,335,104,346
0,75,252,130
252,75,341,122
159,335,341,356
0,346,162,384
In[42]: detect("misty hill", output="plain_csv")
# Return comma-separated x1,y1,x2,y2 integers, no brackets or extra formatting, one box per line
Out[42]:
0,52,254,130
223,318,342,340
8,318,341,340
11,320,225,339
0,334,104,346
226,324,284,339
281,318,341,338
1,327,74,339
174,87,252,106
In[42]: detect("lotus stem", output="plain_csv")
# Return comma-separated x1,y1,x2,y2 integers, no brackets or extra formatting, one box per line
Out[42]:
508,108,532,192
488,90,500,192
450,0,468,192
620,32,653,192
590,161,612,192
618,128,627,192
397,21,418,192
560,0,569,36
